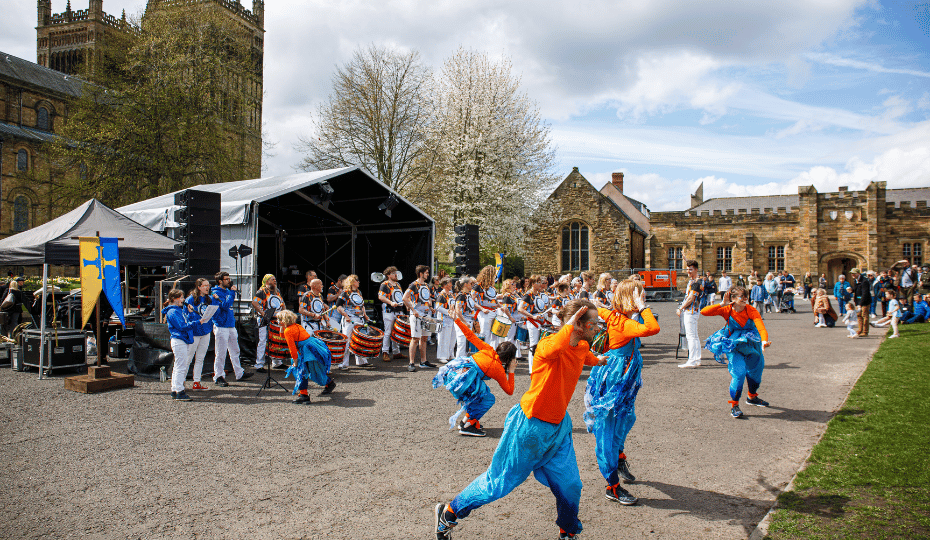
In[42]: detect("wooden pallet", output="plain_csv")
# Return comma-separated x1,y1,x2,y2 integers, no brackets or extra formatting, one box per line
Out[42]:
64,366,135,394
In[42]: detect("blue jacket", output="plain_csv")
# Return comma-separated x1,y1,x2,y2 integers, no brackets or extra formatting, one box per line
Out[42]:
750,284,768,302
913,301,929,319
833,280,851,301
185,294,214,337
162,304,196,344
211,286,238,328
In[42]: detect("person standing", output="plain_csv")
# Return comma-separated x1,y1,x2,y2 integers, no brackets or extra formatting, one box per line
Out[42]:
750,277,768,318
701,272,716,309
818,274,827,290
210,272,252,387
327,275,346,330
163,289,198,401
184,278,213,390
901,264,919,309
517,275,551,371
403,265,437,369
850,268,871,337
378,267,406,362
335,274,374,369
434,300,608,540
717,271,732,304
676,260,703,368
296,270,317,299
834,275,852,316
802,272,813,300
298,278,330,333
474,265,499,342
0,276,25,337
253,274,286,371
763,273,778,313
453,276,479,362
434,277,456,363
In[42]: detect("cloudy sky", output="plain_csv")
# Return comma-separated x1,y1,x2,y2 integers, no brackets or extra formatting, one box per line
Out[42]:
3,0,929,211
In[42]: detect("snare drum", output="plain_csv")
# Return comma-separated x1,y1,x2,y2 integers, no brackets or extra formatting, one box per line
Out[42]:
349,325,384,358
491,314,512,338
418,316,442,334
391,314,411,346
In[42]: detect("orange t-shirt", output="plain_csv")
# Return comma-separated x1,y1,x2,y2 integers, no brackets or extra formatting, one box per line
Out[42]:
596,307,660,348
454,319,515,395
519,323,600,424
700,304,768,342
284,324,312,360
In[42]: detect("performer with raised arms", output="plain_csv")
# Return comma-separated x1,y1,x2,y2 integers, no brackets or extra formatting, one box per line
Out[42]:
434,299,608,540
184,278,213,391
299,278,330,333
211,272,252,387
378,266,407,362
335,274,374,369
278,309,336,404
583,279,660,506
702,286,772,418
404,265,438,370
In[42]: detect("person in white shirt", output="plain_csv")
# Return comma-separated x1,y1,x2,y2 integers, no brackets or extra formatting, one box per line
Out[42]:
717,271,733,304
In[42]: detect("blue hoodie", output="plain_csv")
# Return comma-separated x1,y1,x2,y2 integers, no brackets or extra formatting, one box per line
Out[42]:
750,284,768,303
211,285,238,328
162,304,196,344
185,294,214,337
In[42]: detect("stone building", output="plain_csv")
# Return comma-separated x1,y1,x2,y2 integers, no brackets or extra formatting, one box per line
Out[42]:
524,168,649,277
35,0,136,77
647,181,930,287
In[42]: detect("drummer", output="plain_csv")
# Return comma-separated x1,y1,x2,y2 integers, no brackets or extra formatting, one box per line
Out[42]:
579,271,595,300
404,265,438,371
454,276,480,359
299,278,330,333
327,275,346,330
335,274,374,369
594,273,613,310
253,274,285,372
474,266,499,342
550,282,572,326
517,275,551,371
434,277,456,363
493,278,521,354
378,266,407,363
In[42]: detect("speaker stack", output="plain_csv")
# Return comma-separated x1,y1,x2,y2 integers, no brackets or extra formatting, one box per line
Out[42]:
172,189,221,278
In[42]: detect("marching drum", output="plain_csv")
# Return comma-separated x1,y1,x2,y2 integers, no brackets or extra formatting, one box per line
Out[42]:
590,324,610,355
491,314,512,338
418,316,442,334
391,314,412,346
349,325,384,358
314,329,348,365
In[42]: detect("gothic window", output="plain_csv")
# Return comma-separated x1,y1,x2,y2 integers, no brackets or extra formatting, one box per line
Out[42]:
667,247,683,270
37,107,50,131
17,149,28,172
716,246,732,273
768,245,785,272
903,243,912,261
560,222,589,272
13,196,30,232
914,243,923,266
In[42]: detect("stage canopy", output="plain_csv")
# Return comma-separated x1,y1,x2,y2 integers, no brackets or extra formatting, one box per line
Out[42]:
118,167,435,305
0,198,177,266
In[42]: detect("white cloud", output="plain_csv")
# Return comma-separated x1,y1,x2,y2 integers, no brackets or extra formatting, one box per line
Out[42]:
804,52,930,78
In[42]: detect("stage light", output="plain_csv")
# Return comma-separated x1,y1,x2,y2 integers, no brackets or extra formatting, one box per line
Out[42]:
378,193,399,218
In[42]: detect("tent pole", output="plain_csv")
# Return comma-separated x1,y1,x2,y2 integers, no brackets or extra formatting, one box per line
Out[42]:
38,263,48,380
350,226,356,274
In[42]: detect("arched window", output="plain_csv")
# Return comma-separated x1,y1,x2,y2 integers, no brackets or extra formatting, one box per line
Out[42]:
561,222,589,272
37,107,50,131
13,196,30,232
17,149,28,172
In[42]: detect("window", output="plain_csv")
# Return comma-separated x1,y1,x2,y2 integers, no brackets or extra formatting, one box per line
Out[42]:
560,222,589,272
13,196,30,232
716,246,732,273
903,243,912,261
914,243,923,266
768,245,785,272
37,107,49,131
668,247,683,270
17,149,28,172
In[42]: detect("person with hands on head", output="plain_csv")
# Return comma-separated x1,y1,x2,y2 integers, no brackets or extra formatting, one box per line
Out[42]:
434,299,608,540
702,287,772,419
210,271,252,387
583,279,660,506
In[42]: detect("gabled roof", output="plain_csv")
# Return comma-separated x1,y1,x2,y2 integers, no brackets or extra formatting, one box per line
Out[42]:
550,169,648,236
0,52,85,97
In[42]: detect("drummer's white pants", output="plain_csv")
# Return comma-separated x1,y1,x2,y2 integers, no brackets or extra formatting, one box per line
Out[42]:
381,310,401,354
455,318,476,358
340,319,369,366
437,320,455,361
212,326,244,381
527,324,541,372
477,311,494,342
683,310,702,365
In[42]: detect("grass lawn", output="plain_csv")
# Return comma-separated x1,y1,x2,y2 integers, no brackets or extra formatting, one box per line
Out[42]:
765,323,930,539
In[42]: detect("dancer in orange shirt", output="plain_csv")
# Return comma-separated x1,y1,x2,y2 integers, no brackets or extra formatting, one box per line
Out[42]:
276,310,336,404
435,299,608,540
584,279,660,505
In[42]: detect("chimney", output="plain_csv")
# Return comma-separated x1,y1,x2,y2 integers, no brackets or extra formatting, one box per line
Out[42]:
690,182,704,209
611,172,624,193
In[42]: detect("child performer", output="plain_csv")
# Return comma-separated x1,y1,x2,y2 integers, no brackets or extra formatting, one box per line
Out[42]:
583,279,660,506
702,286,772,419
871,289,901,338
163,289,199,401
842,300,858,338
432,318,517,437
434,300,608,540
278,310,336,404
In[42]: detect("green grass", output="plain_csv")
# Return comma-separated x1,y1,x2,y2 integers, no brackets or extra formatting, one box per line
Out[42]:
765,324,930,540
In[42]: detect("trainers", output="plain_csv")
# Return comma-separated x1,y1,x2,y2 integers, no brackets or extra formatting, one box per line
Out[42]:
407,364,417,372
746,396,769,407
173,391,193,401
419,361,437,368
677,362,700,368
438,358,449,364
459,421,487,437
434,503,457,540
255,367,268,373
731,405,744,418
320,380,336,395
617,458,635,483
214,377,229,387
191,382,208,390
237,372,254,381
889,334,899,339
293,394,311,405
559,531,577,539
605,483,638,505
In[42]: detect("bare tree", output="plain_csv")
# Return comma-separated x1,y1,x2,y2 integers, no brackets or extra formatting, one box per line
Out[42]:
295,45,434,194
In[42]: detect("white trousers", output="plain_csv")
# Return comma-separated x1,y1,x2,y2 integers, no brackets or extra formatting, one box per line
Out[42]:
477,311,494,342
255,324,270,367
186,333,210,382
170,338,192,393
213,326,244,381
527,323,541,372
382,310,401,353
682,310,702,364
341,319,370,366
436,319,455,360
454,318,476,358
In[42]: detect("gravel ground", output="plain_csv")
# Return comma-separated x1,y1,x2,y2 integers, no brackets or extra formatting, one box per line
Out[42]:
0,300,882,539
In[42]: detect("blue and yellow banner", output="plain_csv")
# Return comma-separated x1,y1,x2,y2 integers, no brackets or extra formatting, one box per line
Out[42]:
80,237,124,329
494,252,504,282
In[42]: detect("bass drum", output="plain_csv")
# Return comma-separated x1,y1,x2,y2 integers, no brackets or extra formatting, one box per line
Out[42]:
391,314,411,346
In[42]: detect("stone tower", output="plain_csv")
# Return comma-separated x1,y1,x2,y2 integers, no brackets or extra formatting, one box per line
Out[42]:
36,0,133,77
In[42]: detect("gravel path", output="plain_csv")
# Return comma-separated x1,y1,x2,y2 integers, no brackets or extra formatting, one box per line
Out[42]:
0,300,881,539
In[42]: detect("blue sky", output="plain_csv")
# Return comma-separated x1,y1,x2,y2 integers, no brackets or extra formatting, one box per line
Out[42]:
2,0,928,211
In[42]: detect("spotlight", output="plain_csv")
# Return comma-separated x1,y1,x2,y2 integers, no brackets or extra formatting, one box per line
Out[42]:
378,193,399,218
311,181,334,209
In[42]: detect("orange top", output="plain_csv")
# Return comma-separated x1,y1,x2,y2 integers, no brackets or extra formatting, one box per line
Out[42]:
596,307,660,348
284,324,312,360
519,323,601,424
454,319,515,395
700,304,769,342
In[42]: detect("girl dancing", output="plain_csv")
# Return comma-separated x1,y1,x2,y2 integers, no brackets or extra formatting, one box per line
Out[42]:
279,310,336,404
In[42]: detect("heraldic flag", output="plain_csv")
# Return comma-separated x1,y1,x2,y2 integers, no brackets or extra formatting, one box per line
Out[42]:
494,253,504,282
79,237,126,329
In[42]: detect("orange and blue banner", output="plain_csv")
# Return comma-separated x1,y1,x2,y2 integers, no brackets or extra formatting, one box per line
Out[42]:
494,253,504,282
80,237,125,329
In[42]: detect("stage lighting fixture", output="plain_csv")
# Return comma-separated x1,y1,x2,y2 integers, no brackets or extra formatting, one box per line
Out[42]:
378,193,399,218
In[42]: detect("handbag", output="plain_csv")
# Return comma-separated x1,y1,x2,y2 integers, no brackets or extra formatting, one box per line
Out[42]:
0,292,14,311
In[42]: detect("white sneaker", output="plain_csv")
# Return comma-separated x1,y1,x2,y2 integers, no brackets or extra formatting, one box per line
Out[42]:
815,323,826,328
438,358,449,364
678,362,700,368
888,334,899,339
338,363,349,370
870,314,877,318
